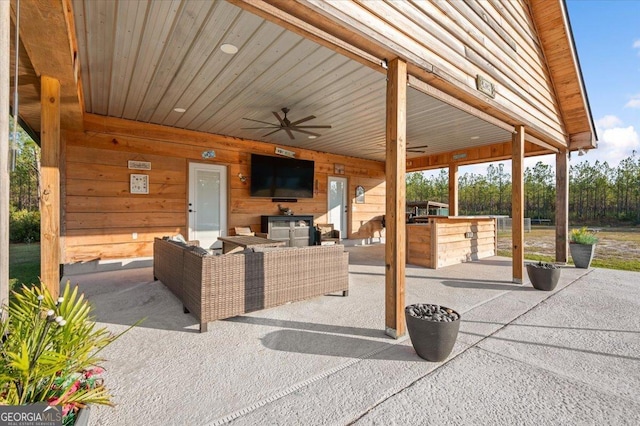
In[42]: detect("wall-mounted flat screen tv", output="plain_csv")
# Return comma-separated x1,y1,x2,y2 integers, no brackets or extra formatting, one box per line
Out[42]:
250,153,315,199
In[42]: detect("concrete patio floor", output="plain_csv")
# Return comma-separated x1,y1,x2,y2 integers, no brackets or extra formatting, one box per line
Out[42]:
62,244,640,425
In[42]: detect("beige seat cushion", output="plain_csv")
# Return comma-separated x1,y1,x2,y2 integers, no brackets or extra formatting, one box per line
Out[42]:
234,226,255,236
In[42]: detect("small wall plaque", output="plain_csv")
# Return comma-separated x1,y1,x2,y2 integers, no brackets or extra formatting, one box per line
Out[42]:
275,147,296,158
130,174,149,194
128,160,151,170
452,153,467,160
202,150,216,159
476,74,495,98
334,163,345,175
355,185,365,204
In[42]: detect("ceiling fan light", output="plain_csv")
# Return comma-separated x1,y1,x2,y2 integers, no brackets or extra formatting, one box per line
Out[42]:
308,135,317,139
220,43,238,54
173,107,186,113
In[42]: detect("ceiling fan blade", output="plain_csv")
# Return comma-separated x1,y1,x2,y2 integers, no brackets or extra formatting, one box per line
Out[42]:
263,128,284,137
242,126,280,129
407,149,426,153
272,111,286,126
284,128,295,139
243,117,279,126
291,128,321,137
408,144,429,149
291,125,332,129
289,115,316,126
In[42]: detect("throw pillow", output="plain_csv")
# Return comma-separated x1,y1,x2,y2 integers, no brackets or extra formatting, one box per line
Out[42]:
169,233,187,244
188,246,209,256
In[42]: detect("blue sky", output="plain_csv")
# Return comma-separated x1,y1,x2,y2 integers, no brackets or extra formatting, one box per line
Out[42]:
567,0,640,165
436,0,640,178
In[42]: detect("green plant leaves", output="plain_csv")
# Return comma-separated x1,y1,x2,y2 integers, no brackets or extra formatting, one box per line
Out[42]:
0,281,129,414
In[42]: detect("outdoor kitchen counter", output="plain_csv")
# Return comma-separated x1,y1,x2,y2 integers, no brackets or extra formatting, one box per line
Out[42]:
406,216,497,269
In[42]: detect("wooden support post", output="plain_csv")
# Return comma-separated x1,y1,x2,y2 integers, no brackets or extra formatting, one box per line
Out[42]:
385,58,407,339
0,0,9,308
40,76,61,298
448,164,458,216
555,151,569,263
511,126,525,284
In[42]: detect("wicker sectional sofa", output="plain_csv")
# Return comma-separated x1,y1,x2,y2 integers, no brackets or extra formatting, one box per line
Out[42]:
153,238,349,332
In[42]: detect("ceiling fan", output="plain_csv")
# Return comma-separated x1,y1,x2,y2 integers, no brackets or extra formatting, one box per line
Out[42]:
242,107,331,140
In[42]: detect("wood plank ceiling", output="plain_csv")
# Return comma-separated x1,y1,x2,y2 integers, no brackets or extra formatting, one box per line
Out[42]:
72,0,510,162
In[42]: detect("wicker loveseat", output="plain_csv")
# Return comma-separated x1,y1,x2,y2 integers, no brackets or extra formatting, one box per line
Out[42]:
153,238,349,332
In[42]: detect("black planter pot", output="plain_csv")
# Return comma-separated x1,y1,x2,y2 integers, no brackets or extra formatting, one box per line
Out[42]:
405,304,460,362
74,407,91,426
526,263,561,291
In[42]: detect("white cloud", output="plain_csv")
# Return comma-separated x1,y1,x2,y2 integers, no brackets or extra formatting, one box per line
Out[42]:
585,125,640,167
596,115,623,128
625,97,640,108
634,39,640,49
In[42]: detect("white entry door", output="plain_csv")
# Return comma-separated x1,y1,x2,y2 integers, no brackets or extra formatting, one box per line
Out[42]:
328,176,348,237
188,163,227,249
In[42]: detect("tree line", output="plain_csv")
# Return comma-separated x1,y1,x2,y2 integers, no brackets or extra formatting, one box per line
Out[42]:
9,127,40,212
407,156,640,225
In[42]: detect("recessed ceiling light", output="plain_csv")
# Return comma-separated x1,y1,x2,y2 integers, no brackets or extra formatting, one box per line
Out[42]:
308,135,317,139
220,43,238,54
173,107,186,113
470,136,480,140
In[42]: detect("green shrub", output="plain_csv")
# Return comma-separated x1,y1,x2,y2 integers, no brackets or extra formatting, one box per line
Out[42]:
9,208,40,243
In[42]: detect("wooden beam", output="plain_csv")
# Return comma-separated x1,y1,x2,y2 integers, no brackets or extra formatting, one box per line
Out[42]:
448,164,458,216
15,0,83,130
229,0,384,72
1,0,10,308
555,150,569,263
40,76,61,298
405,139,551,172
569,131,597,150
525,133,559,153
511,125,525,284
385,58,407,339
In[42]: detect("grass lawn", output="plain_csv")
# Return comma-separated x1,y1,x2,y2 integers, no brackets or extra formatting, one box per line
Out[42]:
498,227,640,271
9,243,41,291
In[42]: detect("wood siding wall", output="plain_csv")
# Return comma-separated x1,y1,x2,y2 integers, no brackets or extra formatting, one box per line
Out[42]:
406,217,496,269
434,217,497,269
61,115,385,263
406,224,432,268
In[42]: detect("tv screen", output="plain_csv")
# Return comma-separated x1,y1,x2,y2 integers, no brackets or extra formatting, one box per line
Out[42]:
250,154,315,199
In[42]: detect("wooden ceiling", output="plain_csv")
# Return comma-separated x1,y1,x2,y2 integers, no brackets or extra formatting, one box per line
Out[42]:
11,0,595,162
68,0,510,162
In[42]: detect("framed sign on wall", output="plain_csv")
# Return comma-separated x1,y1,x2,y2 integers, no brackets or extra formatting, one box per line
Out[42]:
355,185,365,204
130,174,149,194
